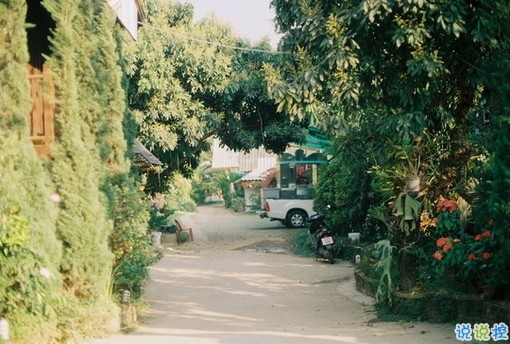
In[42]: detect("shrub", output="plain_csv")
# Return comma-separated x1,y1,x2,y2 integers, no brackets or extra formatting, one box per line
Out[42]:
214,170,243,208
165,173,196,212
290,229,315,256
147,193,174,231
109,174,162,300
0,206,61,342
231,197,245,212
314,156,372,236
191,162,216,205
416,197,505,296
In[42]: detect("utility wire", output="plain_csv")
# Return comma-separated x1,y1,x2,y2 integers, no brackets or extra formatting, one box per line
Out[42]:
137,21,291,55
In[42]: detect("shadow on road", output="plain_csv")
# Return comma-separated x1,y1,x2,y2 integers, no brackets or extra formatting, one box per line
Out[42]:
88,204,460,344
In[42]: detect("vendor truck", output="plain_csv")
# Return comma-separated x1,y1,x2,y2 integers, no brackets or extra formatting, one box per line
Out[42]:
259,148,327,228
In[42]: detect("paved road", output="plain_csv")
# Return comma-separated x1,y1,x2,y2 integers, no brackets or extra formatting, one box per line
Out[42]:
87,205,460,344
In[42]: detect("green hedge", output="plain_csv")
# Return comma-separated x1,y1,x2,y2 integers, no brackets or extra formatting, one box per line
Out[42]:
0,0,159,342
0,0,63,341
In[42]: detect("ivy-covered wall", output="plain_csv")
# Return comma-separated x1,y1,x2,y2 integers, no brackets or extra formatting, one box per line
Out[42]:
0,0,63,342
1,0,155,342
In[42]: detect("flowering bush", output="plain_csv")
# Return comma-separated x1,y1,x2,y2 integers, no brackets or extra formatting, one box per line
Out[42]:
426,198,499,291
433,198,461,234
261,168,278,188
459,220,497,284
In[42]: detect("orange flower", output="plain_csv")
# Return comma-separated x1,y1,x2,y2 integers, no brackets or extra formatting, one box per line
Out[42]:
482,252,491,260
444,200,458,212
436,237,449,247
487,219,494,226
435,200,445,212
443,242,453,252
474,234,482,241
468,253,477,260
481,231,491,238
433,251,444,260
435,199,458,213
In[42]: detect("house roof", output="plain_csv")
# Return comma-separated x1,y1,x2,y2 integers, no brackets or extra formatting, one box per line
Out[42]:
132,140,163,171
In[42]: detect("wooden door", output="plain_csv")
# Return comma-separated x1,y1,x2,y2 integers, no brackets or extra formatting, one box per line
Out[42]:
27,63,55,157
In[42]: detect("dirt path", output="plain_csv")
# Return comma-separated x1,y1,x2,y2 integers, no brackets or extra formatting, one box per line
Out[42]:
89,204,460,344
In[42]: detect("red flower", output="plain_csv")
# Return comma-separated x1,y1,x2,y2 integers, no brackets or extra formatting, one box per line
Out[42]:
474,234,482,241
436,237,449,247
443,242,453,252
433,251,444,260
468,253,477,260
482,252,491,260
481,231,491,238
487,219,494,226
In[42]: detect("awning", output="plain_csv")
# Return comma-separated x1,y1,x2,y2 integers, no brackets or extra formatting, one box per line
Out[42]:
235,167,275,183
132,140,163,172
302,127,330,151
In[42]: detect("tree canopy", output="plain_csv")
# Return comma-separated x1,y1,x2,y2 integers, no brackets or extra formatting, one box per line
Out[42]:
267,0,510,304
267,0,509,190
203,42,308,154
268,0,506,154
127,0,307,190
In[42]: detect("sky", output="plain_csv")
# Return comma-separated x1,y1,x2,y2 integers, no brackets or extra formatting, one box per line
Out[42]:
181,0,281,47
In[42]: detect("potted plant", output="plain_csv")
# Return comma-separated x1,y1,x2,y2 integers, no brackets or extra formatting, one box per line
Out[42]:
384,138,424,197
398,145,422,195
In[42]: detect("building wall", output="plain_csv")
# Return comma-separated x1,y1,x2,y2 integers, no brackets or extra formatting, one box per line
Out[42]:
212,138,278,172
211,138,240,169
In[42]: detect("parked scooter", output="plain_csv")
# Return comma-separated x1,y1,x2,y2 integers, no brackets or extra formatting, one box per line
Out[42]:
308,209,335,264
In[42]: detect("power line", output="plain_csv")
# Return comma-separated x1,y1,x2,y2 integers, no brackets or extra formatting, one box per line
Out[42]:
137,21,291,55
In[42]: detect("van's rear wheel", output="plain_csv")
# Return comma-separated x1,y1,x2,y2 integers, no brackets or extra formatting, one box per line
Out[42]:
286,210,307,228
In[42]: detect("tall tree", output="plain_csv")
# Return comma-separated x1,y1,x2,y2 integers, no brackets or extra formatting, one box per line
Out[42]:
268,0,510,299
128,0,232,187
128,0,307,192
267,0,508,190
44,0,134,338
201,40,308,154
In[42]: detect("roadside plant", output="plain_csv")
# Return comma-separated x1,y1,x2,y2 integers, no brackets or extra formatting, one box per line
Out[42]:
261,168,277,188
421,197,500,294
147,193,173,230
457,219,498,287
433,198,461,235
0,207,58,318
214,170,243,208
374,240,396,305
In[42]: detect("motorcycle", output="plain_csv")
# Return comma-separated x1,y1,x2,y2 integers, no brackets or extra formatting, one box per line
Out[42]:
308,211,335,264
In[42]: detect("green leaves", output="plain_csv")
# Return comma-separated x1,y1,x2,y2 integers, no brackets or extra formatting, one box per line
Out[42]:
0,206,56,320
393,192,422,235
130,0,305,187
374,239,395,305
270,0,506,130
